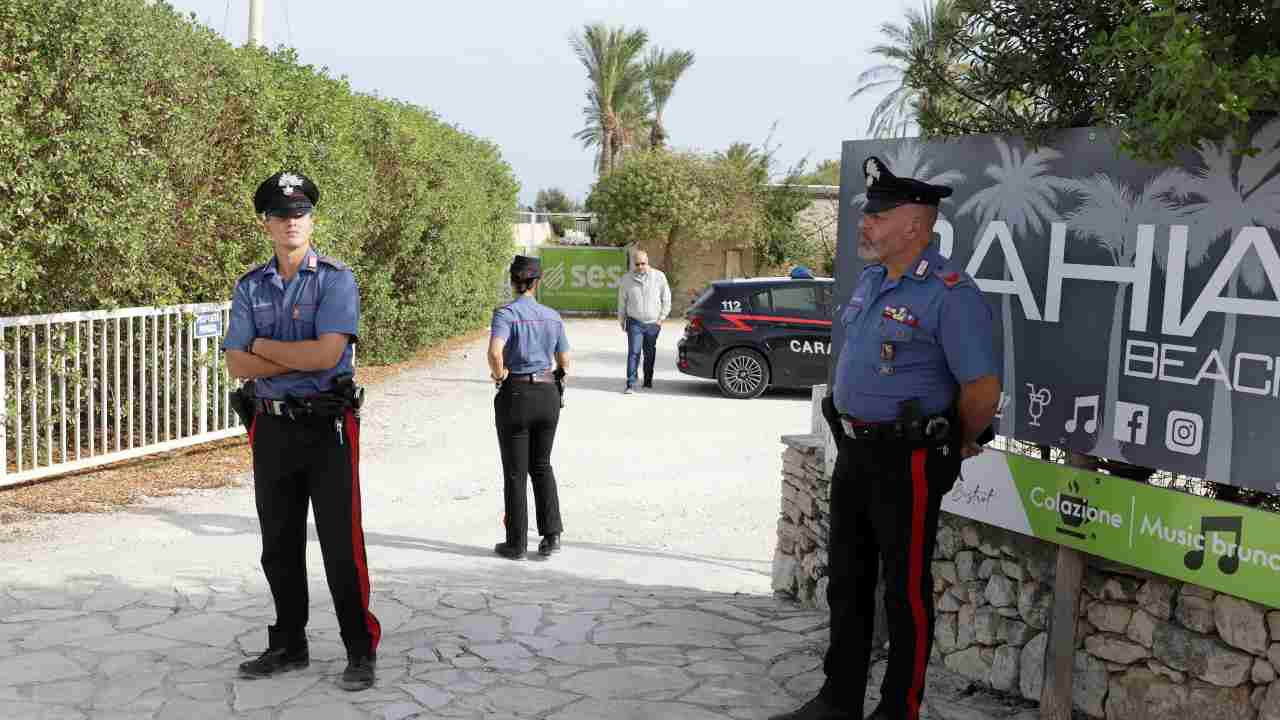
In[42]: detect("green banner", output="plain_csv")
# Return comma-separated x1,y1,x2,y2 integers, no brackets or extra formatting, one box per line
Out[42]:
535,246,629,313
1001,454,1280,607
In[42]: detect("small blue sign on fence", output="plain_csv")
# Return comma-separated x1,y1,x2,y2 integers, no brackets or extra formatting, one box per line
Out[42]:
193,312,222,339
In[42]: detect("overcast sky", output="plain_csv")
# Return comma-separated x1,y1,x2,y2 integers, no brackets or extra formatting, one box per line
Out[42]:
161,0,914,205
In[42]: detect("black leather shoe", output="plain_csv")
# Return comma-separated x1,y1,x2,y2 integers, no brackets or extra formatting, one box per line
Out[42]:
337,653,375,691
643,380,653,388
238,629,309,679
768,695,857,720
538,533,561,556
863,709,894,720
494,542,526,560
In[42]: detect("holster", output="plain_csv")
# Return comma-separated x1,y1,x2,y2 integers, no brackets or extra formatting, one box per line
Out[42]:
229,380,256,428
553,367,566,408
285,373,365,419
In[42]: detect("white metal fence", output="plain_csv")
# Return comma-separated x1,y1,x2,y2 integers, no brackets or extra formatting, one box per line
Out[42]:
1,303,243,488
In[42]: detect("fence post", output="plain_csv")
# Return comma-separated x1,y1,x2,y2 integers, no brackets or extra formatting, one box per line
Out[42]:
1039,451,1093,720
198,334,208,435
1,347,6,481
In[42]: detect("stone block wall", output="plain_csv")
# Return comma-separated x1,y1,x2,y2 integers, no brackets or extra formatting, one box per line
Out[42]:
774,434,1280,720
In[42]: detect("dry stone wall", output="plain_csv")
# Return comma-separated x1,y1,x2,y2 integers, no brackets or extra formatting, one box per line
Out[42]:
776,434,1280,720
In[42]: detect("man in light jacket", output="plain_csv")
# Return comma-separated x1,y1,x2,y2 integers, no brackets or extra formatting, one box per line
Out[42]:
617,249,671,393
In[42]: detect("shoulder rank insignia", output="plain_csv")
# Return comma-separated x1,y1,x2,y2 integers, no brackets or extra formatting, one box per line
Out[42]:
882,305,919,327
937,271,964,288
913,259,930,278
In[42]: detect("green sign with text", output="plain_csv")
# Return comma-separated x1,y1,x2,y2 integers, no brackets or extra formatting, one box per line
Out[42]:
945,451,1280,608
535,246,628,313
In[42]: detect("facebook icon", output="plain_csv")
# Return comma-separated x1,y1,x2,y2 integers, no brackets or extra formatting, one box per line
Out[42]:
1114,401,1150,445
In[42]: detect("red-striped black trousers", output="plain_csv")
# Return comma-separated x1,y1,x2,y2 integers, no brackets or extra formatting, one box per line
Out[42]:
249,410,381,658
820,431,960,720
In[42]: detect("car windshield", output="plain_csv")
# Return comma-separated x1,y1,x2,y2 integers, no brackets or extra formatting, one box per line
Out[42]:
691,286,715,309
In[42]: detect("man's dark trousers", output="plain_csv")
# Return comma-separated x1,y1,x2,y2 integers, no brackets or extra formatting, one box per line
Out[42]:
626,317,660,387
495,381,563,549
819,397,960,719
250,410,381,658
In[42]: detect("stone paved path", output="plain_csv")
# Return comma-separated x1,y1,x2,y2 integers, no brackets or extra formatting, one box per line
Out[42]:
0,321,1039,719
0,566,1036,719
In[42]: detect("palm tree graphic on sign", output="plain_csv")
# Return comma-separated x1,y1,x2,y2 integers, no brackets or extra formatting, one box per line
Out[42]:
1175,118,1280,484
1063,170,1194,459
958,138,1074,437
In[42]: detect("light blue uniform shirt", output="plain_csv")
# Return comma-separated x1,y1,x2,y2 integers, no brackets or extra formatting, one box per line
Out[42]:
833,246,997,422
491,296,569,375
222,248,359,400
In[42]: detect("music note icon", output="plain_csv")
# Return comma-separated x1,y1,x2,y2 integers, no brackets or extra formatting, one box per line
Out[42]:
1184,516,1244,575
1064,395,1099,434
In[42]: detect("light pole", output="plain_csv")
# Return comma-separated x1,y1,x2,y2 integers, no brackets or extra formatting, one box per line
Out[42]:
248,0,265,47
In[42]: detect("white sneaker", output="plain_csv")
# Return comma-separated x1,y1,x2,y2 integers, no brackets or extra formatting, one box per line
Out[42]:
623,386,635,395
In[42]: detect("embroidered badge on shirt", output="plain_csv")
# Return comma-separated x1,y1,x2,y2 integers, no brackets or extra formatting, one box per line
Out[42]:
880,342,895,361
882,305,919,327
878,364,895,376
307,255,317,270
292,307,300,320
913,259,930,278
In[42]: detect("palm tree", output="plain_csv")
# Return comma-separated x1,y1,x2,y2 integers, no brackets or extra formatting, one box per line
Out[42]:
644,48,695,150
1063,170,1194,460
959,138,1074,438
574,79,652,173
570,23,649,176
1176,118,1280,485
848,0,963,138
716,142,766,175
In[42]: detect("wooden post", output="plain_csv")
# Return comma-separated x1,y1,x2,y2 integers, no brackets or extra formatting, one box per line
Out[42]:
1040,451,1095,720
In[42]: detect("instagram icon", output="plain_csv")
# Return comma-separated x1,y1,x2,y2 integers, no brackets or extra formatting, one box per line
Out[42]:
1165,411,1204,455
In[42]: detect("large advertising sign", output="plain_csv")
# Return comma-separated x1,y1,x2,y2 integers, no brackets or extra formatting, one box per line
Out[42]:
946,451,1280,608
536,246,629,313
834,123,1280,491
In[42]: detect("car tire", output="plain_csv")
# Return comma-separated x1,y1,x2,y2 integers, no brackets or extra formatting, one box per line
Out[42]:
716,348,769,399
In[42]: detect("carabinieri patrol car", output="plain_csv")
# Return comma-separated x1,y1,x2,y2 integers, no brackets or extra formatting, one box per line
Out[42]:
676,268,834,399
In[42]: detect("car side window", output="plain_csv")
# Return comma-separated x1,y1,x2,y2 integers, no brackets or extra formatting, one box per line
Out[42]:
750,289,772,312
815,285,833,317
770,285,819,317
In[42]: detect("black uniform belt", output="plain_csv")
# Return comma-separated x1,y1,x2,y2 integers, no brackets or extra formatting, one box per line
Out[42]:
255,398,292,416
839,414,951,445
505,371,556,384
254,395,351,419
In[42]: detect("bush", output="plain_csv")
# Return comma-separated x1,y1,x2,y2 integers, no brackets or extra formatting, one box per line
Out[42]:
0,0,518,363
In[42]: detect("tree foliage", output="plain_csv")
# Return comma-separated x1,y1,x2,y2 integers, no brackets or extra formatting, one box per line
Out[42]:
570,24,695,175
849,0,966,138
586,147,820,292
534,188,578,214
585,151,761,292
795,159,841,186
0,0,518,363
903,0,1280,160
644,47,696,149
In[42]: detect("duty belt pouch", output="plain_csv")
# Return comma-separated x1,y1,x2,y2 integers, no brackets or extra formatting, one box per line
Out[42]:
229,380,256,428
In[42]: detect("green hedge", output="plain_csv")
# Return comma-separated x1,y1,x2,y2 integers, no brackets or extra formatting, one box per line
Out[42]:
0,0,518,363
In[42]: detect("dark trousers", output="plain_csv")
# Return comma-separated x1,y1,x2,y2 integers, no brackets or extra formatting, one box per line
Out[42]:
495,381,563,548
819,396,959,720
249,410,380,658
625,317,660,387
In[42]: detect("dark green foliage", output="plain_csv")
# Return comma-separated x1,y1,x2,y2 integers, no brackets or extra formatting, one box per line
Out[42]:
0,0,518,363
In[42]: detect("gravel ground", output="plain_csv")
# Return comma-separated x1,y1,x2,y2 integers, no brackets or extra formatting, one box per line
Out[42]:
0,319,813,595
